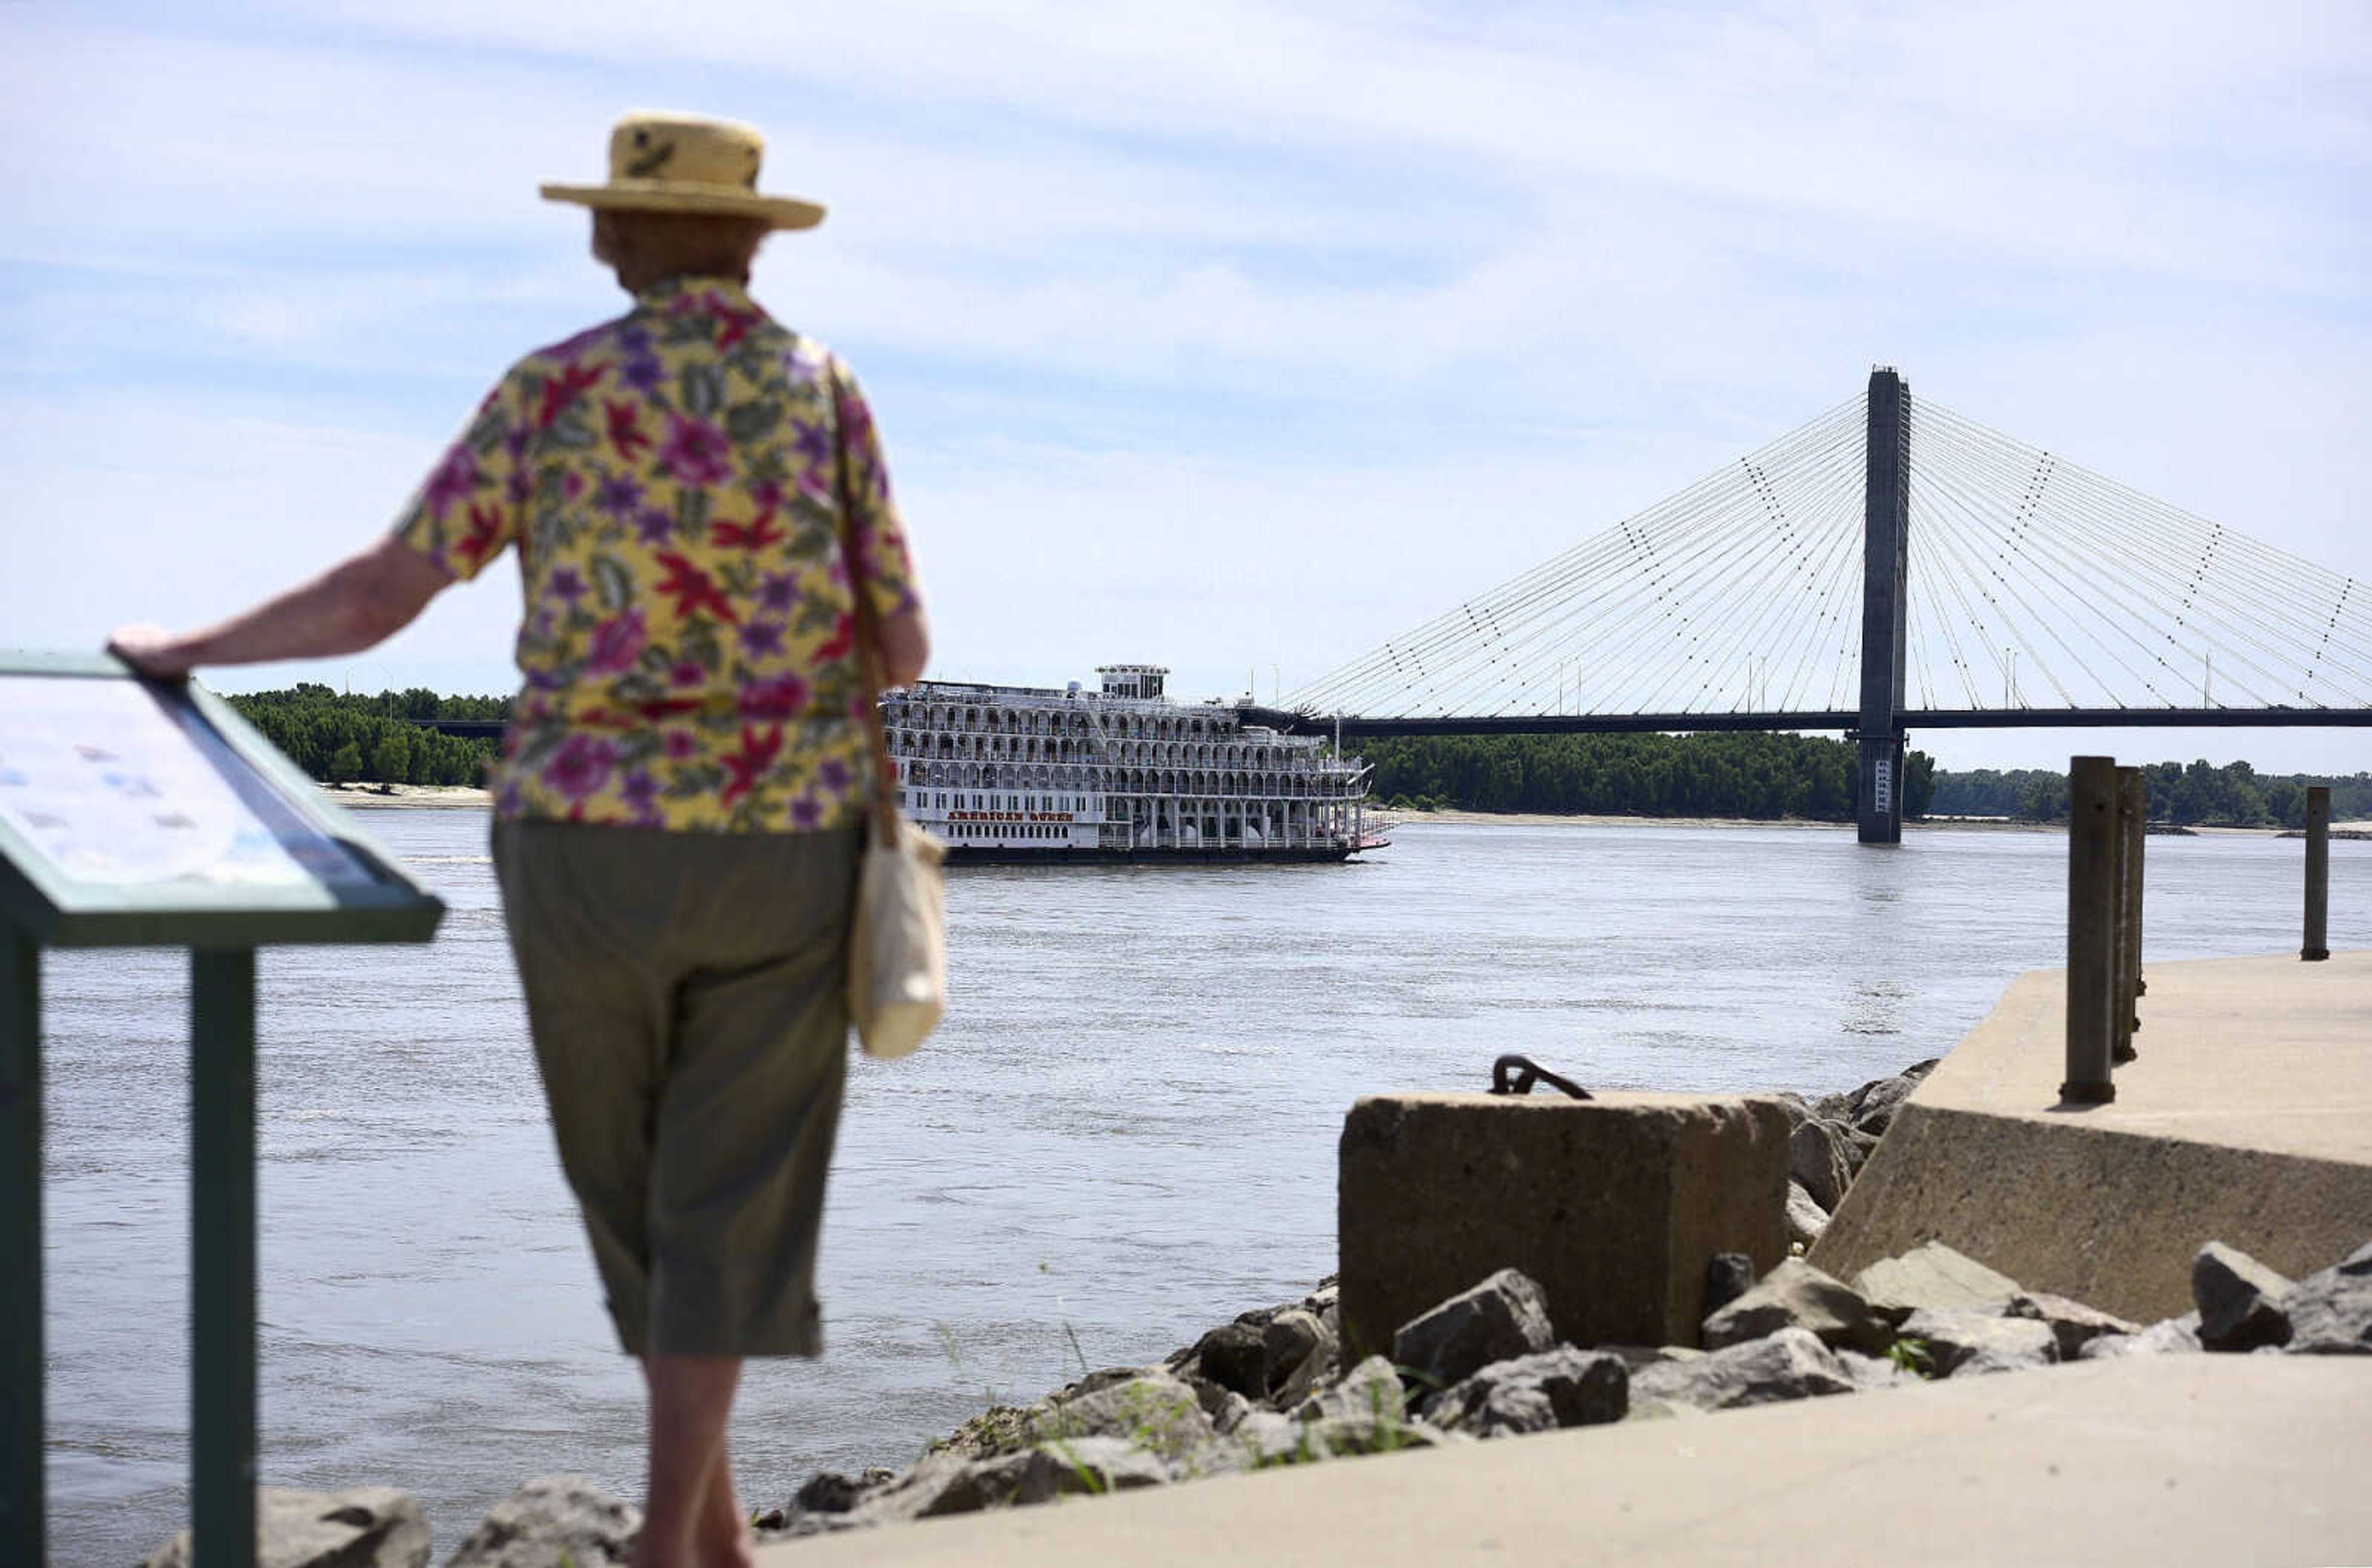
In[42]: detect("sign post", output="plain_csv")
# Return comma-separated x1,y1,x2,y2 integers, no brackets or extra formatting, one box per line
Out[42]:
0,653,445,1568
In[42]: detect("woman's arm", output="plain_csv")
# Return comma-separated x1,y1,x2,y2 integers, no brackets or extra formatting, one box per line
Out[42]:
875,602,932,690
108,534,456,678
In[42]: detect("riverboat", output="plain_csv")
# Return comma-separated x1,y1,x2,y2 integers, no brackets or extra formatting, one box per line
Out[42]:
882,664,1376,863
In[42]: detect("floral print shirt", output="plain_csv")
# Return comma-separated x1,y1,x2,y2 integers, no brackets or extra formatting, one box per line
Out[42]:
393,277,920,832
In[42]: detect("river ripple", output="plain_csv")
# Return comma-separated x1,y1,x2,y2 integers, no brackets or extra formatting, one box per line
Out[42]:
38,813,2361,1564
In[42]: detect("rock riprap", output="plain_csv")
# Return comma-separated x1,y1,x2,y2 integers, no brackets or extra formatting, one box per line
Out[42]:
2192,1241,2296,1351
1851,1239,2021,1325
445,1477,639,1568
133,1036,2366,1562
2285,1241,2372,1354
1424,1346,1629,1436
1389,1267,1557,1387
141,1486,431,1568
1700,1258,1890,1354
1630,1327,1857,1414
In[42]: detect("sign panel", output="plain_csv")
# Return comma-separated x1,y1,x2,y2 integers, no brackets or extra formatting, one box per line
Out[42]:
0,657,444,947
0,676,377,894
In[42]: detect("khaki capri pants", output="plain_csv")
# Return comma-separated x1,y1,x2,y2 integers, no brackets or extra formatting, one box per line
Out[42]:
492,818,859,1357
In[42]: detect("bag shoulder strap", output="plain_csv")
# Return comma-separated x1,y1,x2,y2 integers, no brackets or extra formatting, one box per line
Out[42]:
831,369,901,842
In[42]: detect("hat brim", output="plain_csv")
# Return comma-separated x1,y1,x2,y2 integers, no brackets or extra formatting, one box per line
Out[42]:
540,180,825,231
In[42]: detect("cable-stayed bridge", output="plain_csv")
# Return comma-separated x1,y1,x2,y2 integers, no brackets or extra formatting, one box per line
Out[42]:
1249,368,2370,844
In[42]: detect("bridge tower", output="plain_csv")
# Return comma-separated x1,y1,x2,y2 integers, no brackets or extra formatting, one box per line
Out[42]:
1856,367,1911,844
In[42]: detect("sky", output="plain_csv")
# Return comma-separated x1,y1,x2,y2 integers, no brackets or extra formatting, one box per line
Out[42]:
3,0,2368,773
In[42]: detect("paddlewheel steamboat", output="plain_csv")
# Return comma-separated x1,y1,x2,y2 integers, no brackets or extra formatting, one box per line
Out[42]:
883,665,1375,863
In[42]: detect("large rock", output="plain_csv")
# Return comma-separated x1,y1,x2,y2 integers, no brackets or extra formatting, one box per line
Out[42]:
2006,1291,2142,1359
930,1399,1047,1461
1390,1268,1555,1389
1225,1409,1306,1467
972,1438,1169,1510
1790,1118,1857,1212
1702,1253,1757,1317
849,1454,979,1524
1896,1309,2056,1377
1843,1061,1938,1136
1851,1241,2021,1326
1242,1355,1447,1461
788,1471,879,1516
1232,1406,1453,1465
847,1441,1167,1525
1428,1346,1628,1436
1628,1326,1856,1415
1785,1181,1830,1249
1340,1092,1791,1355
1835,1349,1913,1393
2077,1312,2204,1360
2284,1240,2372,1354
1429,1378,1555,1438
1192,1320,1269,1398
1701,1258,1888,1354
1264,1308,1335,1402
1032,1370,1214,1462
1295,1353,1407,1428
445,1477,638,1568
1187,1380,1256,1435
2192,1241,2294,1352
145,1486,431,1568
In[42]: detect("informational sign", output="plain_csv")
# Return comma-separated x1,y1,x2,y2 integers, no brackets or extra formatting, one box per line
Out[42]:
0,658,442,947
1873,757,1895,815
0,676,376,894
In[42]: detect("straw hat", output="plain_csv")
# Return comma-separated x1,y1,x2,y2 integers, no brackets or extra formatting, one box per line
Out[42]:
541,111,825,230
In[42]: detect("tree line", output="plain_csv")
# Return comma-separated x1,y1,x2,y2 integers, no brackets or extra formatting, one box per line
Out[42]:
1361,732,1938,822
224,685,2365,829
224,684,505,786
1933,760,2372,829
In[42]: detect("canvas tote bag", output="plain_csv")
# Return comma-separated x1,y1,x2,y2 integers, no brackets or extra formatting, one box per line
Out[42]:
837,395,947,1059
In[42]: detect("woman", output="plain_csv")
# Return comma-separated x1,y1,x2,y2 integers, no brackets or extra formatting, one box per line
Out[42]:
110,111,928,1568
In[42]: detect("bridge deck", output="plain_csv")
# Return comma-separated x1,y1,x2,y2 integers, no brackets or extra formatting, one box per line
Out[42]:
1235,706,2372,737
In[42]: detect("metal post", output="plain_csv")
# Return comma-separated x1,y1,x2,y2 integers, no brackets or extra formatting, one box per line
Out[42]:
2303,785,2331,962
191,947,259,1568
2,929,43,1568
2063,756,2119,1102
1856,368,1912,845
2113,765,2145,1063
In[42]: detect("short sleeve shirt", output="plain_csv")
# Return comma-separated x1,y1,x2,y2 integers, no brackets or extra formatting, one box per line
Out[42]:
392,277,920,833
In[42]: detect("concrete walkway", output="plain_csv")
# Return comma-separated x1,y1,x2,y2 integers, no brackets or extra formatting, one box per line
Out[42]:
761,1356,2372,1567
1814,950,2372,1318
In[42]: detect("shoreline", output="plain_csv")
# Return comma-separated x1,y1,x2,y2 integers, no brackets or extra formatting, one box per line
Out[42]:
1384,808,2352,836
312,786,2358,838
319,782,493,810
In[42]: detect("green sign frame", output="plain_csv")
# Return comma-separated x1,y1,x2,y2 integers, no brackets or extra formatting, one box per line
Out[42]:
2,652,448,1568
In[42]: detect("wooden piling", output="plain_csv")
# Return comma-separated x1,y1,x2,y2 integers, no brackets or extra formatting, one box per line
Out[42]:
2064,756,2119,1102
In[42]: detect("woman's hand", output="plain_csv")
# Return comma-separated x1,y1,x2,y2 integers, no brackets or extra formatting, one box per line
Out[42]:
107,624,198,679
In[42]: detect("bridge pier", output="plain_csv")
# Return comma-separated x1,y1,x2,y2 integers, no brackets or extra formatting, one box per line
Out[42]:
1856,731,1906,845
1857,367,1911,845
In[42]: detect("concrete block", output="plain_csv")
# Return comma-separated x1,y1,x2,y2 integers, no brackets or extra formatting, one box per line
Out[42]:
1339,1092,1791,1358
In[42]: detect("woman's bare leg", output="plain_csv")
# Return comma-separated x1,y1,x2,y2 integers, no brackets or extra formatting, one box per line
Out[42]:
694,1433,754,1568
635,1353,747,1568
